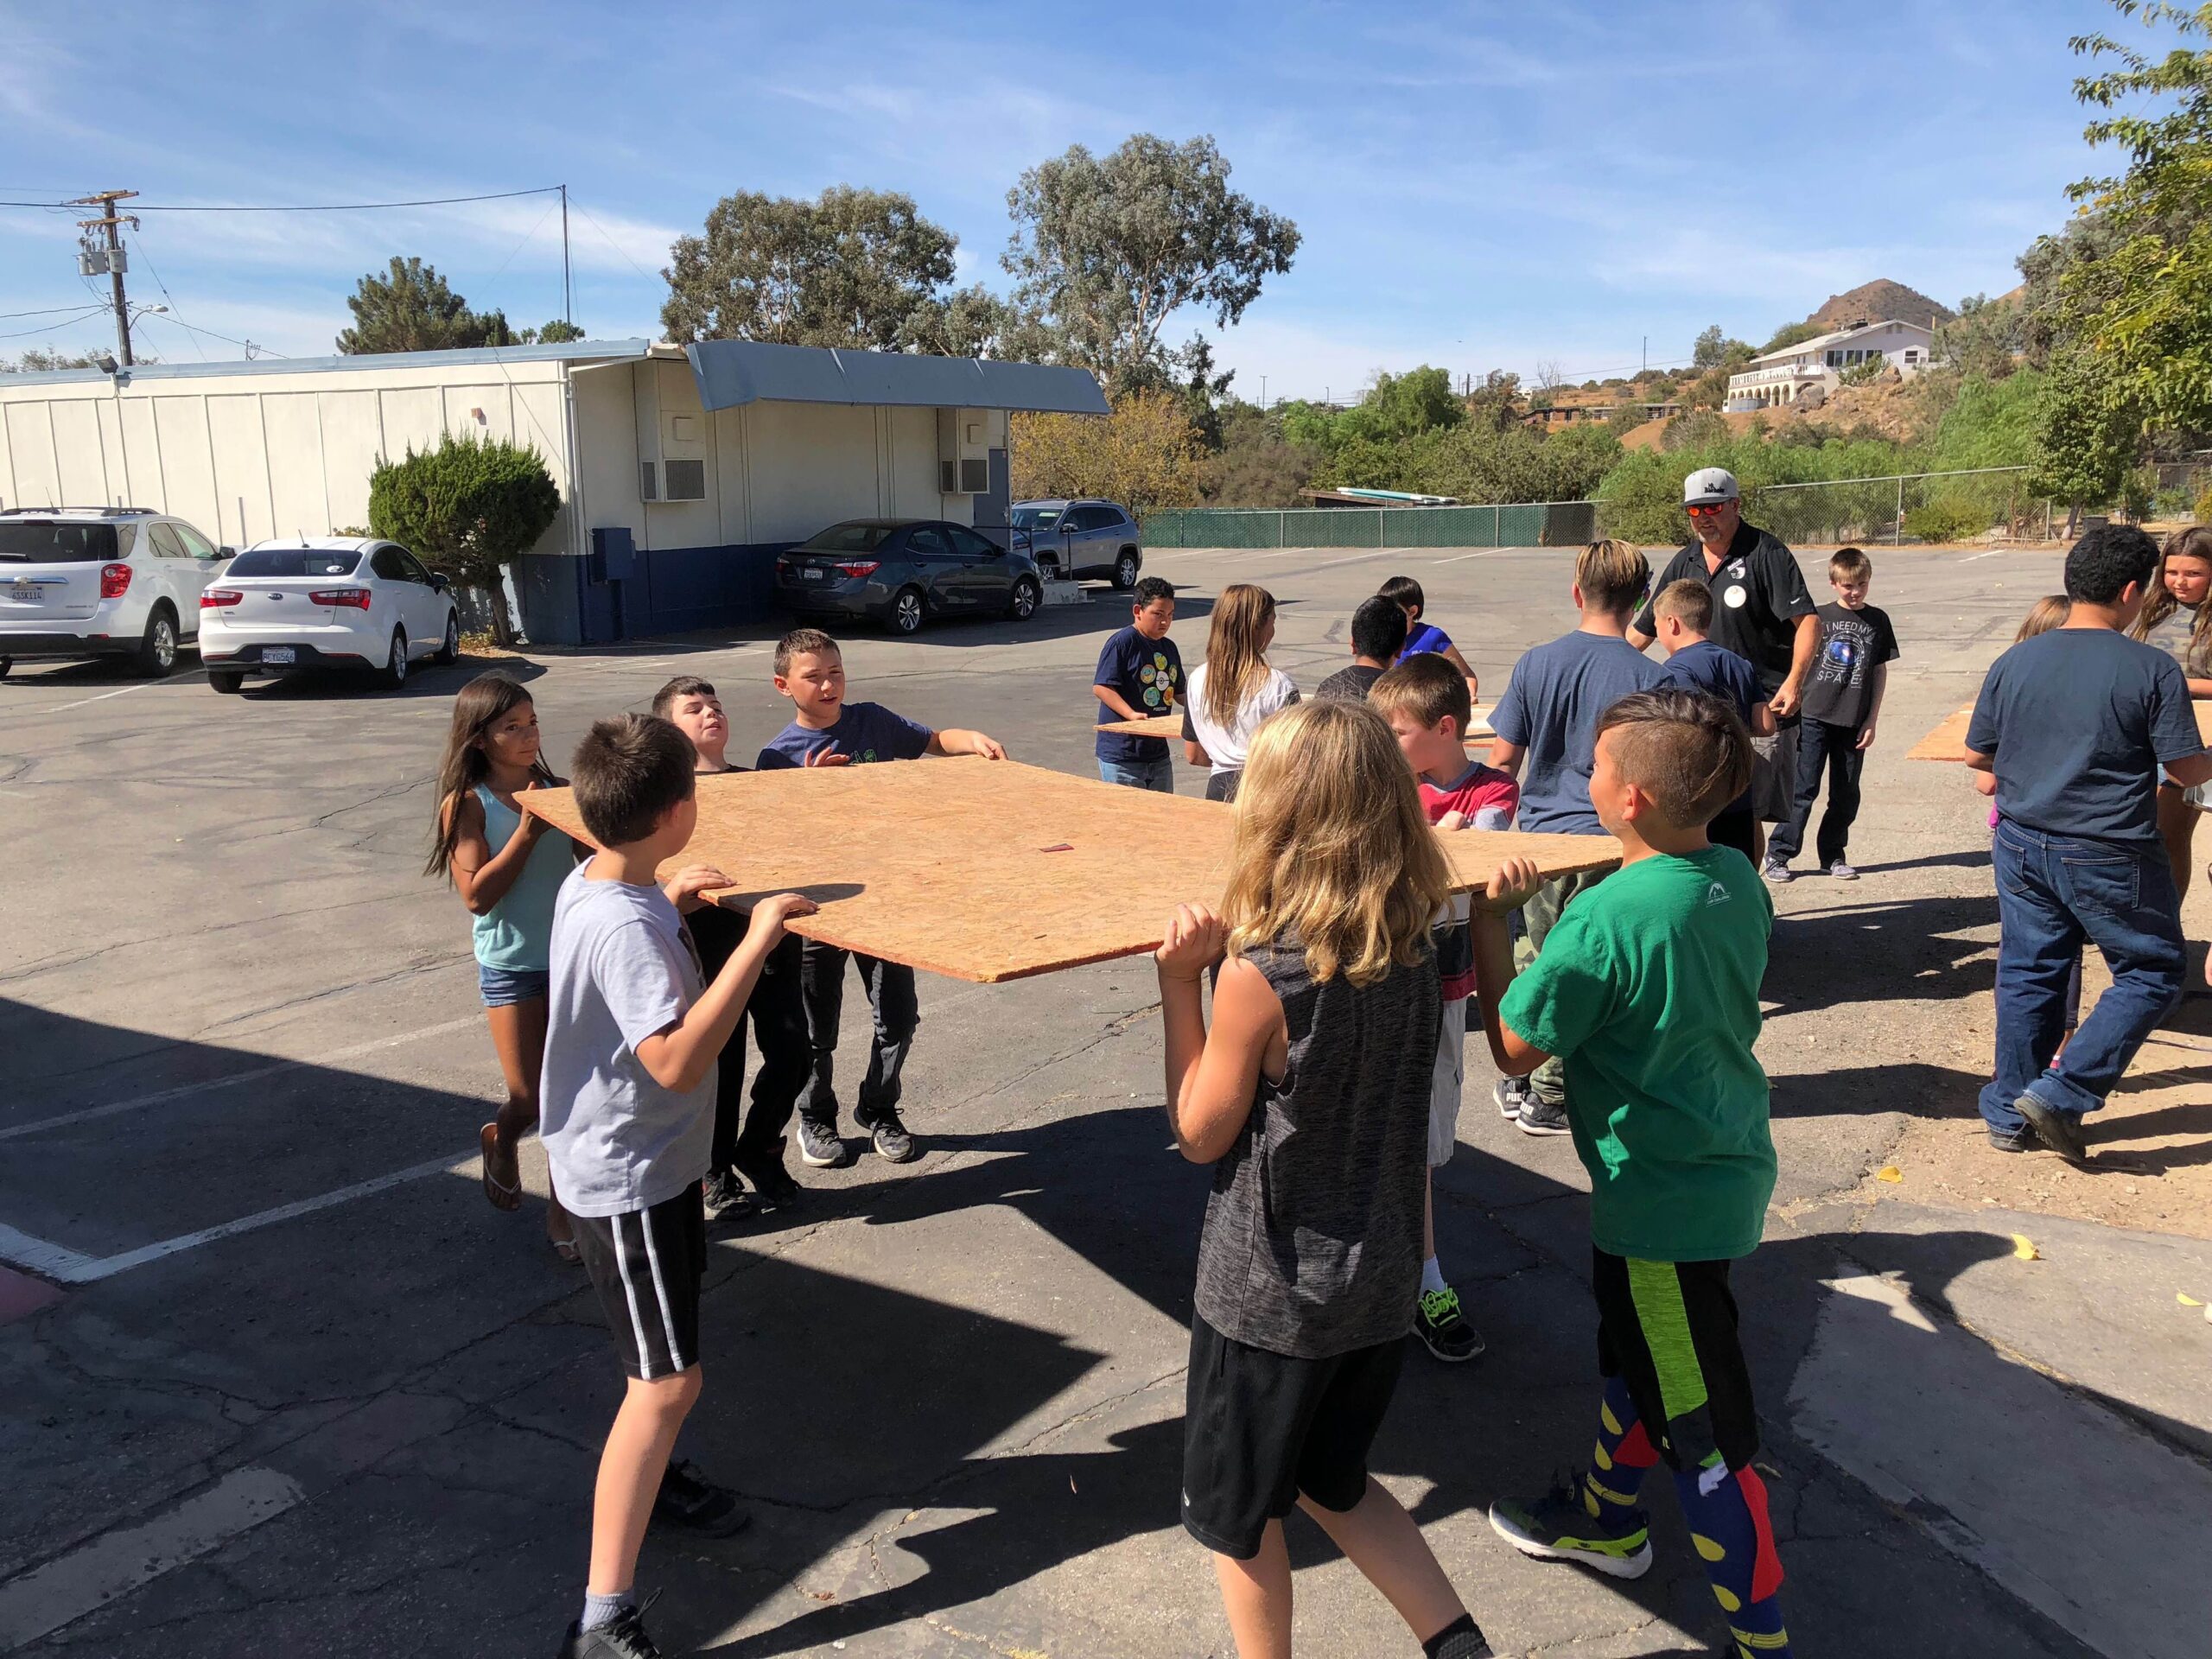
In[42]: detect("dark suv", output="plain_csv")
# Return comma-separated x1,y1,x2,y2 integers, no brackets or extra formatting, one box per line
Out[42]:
1010,499,1143,588
775,519,1043,635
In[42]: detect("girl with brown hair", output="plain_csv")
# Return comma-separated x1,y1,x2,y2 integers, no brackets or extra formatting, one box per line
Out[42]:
2129,527,2212,908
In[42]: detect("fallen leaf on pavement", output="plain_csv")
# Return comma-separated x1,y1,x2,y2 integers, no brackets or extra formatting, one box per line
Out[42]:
2011,1233,2040,1262
1875,1166,1904,1184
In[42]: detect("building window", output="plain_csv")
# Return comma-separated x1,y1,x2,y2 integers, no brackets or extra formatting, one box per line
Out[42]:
1826,350,1841,366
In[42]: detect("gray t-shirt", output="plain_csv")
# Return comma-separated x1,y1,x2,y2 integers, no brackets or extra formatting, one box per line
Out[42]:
540,865,715,1218
1193,939,1438,1359
1490,630,1668,833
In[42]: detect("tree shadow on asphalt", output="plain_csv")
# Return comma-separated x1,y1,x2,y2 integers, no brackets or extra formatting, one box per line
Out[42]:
1761,893,1998,1017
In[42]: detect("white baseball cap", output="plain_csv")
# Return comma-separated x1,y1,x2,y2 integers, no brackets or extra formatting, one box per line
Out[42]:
1682,467,1741,507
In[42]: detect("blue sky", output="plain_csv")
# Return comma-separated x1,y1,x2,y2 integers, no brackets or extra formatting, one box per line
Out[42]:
0,0,2123,397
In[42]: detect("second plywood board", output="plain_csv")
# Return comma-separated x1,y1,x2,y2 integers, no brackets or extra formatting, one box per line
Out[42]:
1096,704,1497,742
519,757,1618,982
1910,699,2212,761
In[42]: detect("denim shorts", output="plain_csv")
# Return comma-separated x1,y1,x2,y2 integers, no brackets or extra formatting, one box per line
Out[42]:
478,963,550,1007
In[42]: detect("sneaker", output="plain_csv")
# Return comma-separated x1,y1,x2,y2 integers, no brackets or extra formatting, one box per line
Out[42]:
856,1103,918,1164
1413,1286,1485,1363
1493,1075,1529,1122
1489,1479,1652,1580
796,1115,853,1169
1761,858,1794,885
557,1600,664,1659
1827,859,1859,880
701,1169,755,1219
652,1459,752,1538
1516,1095,1571,1137
1987,1126,2039,1153
734,1140,802,1209
2014,1091,2090,1166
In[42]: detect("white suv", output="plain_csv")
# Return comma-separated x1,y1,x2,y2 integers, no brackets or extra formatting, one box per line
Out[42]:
0,507,232,677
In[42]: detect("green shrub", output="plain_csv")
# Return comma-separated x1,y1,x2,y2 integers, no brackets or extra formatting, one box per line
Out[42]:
2196,486,2212,524
368,435,560,645
1901,500,1986,544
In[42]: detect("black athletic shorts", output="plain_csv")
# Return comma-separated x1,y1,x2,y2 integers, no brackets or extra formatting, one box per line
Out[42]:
1592,1247,1758,1475
571,1184,707,1381
1180,1314,1403,1560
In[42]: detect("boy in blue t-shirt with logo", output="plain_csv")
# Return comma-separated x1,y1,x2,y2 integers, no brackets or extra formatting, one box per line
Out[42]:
1091,575,1183,791
1471,688,1791,1659
757,628,1007,1172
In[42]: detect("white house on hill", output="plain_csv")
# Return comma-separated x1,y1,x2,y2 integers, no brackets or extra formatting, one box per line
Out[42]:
1725,320,1936,412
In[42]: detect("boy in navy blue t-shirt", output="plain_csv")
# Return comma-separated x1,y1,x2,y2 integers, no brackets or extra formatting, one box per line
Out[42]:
1091,576,1183,791
1649,579,1772,861
757,628,1007,1172
1966,526,2211,1162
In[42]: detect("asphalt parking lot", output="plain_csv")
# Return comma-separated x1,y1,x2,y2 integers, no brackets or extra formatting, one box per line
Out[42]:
3,539,2206,1657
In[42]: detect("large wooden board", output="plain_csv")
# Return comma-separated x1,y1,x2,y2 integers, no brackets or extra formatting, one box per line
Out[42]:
1911,699,2212,761
1096,703,1497,741
519,757,1618,983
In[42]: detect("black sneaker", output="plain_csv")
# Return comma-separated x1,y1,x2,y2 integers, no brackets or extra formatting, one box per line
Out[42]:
734,1140,801,1209
557,1599,664,1659
701,1169,754,1219
1493,1075,1529,1122
652,1459,752,1538
2015,1091,2090,1166
1413,1286,1485,1363
796,1115,853,1169
856,1103,918,1163
1516,1095,1571,1136
1987,1126,2039,1153
1490,1478,1652,1580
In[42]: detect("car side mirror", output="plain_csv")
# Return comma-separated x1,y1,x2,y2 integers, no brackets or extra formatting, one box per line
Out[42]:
212,546,235,559
429,574,450,592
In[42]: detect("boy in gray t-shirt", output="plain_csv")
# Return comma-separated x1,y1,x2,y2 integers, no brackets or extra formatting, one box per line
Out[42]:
540,713,813,1659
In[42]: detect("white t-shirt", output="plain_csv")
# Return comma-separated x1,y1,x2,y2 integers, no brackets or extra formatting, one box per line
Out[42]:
1183,662,1300,774
540,864,715,1218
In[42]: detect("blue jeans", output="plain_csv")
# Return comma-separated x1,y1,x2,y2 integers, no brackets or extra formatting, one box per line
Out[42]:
1979,820,2183,1134
1099,755,1175,792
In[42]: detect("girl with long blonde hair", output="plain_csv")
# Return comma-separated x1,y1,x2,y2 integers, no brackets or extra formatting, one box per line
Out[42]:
1182,583,1300,802
1153,700,1490,1658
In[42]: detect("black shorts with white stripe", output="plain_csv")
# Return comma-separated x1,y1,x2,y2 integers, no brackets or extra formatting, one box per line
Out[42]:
571,1185,707,1380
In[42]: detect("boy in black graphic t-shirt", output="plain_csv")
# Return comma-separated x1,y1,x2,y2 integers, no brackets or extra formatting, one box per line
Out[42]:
1766,548,1898,880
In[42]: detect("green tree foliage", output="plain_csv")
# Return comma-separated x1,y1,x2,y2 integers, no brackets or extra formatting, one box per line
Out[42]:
1002,134,1298,393
524,320,586,343
1933,293,2024,379
338,257,519,354
1199,401,1319,506
1760,321,1825,353
367,435,559,645
1464,369,1524,432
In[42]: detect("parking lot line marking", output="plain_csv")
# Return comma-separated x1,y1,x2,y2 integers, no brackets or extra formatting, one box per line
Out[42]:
0,1015,484,1143
1431,548,1507,563
0,1465,305,1649
9,667,206,716
0,1149,474,1286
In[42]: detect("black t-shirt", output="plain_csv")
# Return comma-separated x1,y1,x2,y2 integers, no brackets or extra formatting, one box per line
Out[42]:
1635,521,1816,697
1799,601,1899,730
1315,663,1387,703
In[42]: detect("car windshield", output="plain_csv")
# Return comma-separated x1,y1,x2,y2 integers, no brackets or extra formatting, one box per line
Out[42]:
0,521,120,563
227,548,362,578
800,524,897,554
1009,506,1061,531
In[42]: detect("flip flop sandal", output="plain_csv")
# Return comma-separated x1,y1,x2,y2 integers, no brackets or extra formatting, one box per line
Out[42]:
551,1237,582,1265
479,1123,523,1212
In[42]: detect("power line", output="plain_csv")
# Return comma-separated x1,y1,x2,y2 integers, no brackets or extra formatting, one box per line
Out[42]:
0,307,110,341
140,313,288,358
0,303,111,321
0,186,563,213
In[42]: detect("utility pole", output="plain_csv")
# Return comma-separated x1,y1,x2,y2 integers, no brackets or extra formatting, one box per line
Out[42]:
1642,335,1647,378
560,184,573,329
72,190,138,367
1260,373,1267,410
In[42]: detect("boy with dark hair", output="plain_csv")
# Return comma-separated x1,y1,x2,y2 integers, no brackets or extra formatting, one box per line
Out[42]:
1318,594,1411,702
1967,524,2211,1162
1092,575,1183,791
1764,547,1898,882
1379,574,1480,702
651,675,810,1214
543,714,815,1658
758,629,1007,1169
1373,653,1518,1363
1471,690,1793,1659
1484,539,1666,1135
1649,579,1773,863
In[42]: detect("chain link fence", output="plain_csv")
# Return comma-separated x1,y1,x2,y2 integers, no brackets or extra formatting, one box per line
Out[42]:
1141,500,1597,550
1597,467,2057,548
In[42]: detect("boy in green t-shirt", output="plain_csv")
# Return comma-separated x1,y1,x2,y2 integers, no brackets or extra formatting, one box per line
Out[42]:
1470,687,1790,1659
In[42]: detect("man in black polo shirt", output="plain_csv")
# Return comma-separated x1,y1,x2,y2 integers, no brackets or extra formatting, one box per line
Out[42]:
1629,467,1819,861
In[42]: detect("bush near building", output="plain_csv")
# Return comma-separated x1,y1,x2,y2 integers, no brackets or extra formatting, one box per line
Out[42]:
367,435,559,646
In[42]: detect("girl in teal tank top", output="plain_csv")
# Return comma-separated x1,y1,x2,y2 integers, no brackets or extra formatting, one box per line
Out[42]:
429,672,579,1257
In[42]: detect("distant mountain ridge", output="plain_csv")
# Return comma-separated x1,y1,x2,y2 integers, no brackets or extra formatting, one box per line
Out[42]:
1802,280,1954,334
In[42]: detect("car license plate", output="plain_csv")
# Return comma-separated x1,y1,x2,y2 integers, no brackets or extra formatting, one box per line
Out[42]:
800,566,825,581
262,646,296,665
10,581,37,603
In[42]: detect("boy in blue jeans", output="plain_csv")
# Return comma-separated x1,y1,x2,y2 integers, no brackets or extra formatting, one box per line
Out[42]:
1471,689,1792,1659
1966,524,2210,1162
1092,575,1182,790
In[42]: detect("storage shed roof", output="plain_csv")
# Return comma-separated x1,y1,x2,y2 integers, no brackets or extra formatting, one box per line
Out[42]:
684,340,1109,416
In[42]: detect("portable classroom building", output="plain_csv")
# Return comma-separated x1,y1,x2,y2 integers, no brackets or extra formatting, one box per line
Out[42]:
0,339,1108,644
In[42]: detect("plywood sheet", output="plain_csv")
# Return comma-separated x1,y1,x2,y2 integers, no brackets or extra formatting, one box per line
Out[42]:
1911,699,2212,761
519,757,1619,983
1096,703,1497,741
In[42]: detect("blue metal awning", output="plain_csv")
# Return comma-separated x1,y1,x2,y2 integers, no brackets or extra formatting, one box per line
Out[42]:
684,340,1108,416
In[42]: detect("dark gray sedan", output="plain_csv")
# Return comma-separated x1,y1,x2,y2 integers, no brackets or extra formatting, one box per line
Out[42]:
774,519,1044,635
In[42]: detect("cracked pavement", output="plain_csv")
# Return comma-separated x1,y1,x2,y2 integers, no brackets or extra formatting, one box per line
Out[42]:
2,544,2203,1656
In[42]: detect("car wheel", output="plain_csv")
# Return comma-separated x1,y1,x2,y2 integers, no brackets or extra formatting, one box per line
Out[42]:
380,626,409,690
1113,550,1140,590
888,588,925,635
434,609,460,665
1008,576,1039,620
136,606,179,677
209,671,245,695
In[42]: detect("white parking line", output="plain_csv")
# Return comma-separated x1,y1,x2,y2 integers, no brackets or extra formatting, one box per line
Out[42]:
1431,548,1508,564
0,1015,483,1142
0,666,205,716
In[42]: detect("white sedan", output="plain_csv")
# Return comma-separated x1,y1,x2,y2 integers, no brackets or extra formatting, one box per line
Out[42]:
199,537,460,693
